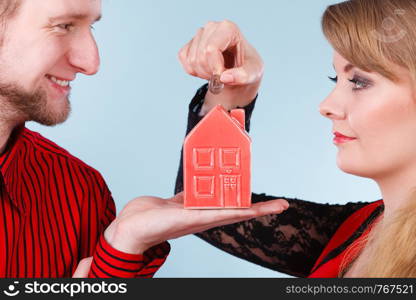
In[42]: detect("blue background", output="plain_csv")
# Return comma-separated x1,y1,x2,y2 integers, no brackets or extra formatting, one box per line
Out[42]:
28,0,381,277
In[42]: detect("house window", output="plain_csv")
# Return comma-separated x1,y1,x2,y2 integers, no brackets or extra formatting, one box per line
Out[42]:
194,176,215,198
193,148,214,170
220,148,240,170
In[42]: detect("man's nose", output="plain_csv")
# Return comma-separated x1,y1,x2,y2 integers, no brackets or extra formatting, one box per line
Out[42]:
67,31,100,76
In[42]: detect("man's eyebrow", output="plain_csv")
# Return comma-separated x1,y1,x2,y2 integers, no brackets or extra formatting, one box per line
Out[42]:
49,13,102,23
332,63,355,73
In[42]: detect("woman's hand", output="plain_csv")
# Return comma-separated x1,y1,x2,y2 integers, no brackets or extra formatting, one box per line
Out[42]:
103,193,289,255
178,20,264,113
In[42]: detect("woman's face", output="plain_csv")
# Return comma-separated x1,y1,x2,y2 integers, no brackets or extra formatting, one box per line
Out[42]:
319,51,416,180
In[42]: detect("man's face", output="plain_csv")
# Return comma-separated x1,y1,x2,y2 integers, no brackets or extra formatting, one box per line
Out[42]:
0,0,101,126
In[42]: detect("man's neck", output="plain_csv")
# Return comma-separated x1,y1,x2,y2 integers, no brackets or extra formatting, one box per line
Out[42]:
0,98,26,155
0,120,20,155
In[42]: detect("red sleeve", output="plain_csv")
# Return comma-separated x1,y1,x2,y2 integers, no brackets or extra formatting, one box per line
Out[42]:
88,233,170,278
85,171,171,278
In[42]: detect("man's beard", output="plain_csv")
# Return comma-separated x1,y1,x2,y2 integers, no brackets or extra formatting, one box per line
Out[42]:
0,82,71,126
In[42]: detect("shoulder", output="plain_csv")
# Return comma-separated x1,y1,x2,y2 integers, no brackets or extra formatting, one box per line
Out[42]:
21,127,108,192
343,199,384,226
329,199,383,244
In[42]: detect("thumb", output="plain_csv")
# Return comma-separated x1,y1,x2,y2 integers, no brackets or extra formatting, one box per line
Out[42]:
72,257,93,278
170,192,184,204
220,65,257,86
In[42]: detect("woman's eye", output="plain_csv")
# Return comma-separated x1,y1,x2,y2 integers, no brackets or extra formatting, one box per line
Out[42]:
328,74,371,91
349,76,371,91
328,75,338,83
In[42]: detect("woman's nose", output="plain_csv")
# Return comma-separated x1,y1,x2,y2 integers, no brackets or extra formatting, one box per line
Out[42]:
318,93,346,120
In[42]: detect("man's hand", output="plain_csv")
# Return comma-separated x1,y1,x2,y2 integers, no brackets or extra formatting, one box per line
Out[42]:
178,20,264,113
103,193,289,255
72,257,93,278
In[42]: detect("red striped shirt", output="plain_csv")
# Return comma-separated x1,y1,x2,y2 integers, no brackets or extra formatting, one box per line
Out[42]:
0,124,170,278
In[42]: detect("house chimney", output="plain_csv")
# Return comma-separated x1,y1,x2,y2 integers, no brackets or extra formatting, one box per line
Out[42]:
230,109,245,130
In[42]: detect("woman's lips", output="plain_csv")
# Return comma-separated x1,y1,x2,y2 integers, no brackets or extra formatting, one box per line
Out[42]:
333,131,357,144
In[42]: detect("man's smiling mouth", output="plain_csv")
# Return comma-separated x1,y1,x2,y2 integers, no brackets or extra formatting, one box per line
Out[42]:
45,74,71,87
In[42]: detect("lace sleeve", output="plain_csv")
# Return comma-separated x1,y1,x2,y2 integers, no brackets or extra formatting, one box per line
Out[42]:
174,85,370,277
193,194,370,277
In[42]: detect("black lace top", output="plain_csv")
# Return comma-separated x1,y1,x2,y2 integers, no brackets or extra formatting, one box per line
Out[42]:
174,84,379,278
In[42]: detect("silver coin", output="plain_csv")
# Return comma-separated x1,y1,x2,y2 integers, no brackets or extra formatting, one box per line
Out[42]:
208,74,224,95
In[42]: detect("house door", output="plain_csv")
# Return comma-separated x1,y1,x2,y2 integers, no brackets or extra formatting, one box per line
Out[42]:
220,175,241,207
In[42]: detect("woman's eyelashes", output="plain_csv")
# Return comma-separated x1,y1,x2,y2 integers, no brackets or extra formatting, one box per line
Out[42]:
349,75,372,91
328,75,338,83
328,75,372,91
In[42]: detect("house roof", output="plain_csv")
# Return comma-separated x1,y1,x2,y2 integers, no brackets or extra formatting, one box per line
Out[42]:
184,105,251,145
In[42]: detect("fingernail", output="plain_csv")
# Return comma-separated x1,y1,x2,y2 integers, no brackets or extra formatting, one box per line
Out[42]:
221,73,234,83
283,201,290,210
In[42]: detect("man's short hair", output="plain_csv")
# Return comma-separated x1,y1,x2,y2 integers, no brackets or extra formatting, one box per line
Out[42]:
0,0,20,22
0,0,21,46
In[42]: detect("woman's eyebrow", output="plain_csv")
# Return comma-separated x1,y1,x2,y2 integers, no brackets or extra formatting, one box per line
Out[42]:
333,63,355,73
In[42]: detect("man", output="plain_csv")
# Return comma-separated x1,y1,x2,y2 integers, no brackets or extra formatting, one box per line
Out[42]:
0,0,289,278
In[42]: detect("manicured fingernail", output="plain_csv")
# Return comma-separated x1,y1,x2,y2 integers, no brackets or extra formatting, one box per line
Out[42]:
221,73,234,83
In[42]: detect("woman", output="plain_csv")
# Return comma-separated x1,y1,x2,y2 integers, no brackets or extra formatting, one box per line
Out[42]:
175,0,416,277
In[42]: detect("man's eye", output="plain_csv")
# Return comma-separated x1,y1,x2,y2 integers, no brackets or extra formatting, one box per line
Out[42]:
56,23,74,31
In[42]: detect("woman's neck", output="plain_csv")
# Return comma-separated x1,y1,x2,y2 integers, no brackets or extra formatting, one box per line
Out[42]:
375,165,416,220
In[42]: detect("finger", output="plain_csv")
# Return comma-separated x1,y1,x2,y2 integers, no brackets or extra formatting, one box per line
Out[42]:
72,257,93,278
221,199,290,220
235,41,245,68
206,47,225,76
197,22,223,75
178,42,196,76
175,199,289,237
204,20,242,72
181,199,289,231
188,28,211,79
208,20,242,53
249,199,290,215
170,192,184,204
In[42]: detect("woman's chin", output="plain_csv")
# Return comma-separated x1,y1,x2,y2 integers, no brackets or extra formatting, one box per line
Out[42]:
337,157,367,177
337,161,377,179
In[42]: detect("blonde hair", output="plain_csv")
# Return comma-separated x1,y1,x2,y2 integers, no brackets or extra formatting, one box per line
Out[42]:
322,0,416,83
338,191,416,277
321,0,416,277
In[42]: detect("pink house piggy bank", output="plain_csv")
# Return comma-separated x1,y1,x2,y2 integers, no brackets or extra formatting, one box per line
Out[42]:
183,105,251,209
